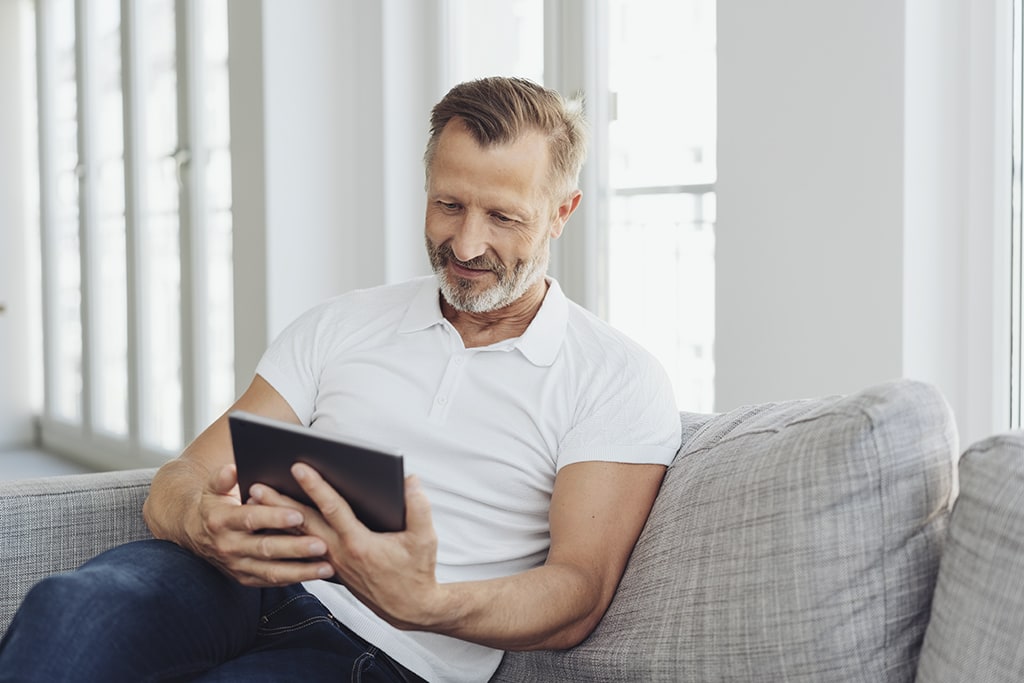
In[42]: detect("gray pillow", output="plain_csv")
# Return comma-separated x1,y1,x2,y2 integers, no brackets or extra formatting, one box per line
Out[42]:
916,432,1024,682
492,379,957,682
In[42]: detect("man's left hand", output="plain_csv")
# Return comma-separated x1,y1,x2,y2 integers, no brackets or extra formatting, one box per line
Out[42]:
248,463,445,630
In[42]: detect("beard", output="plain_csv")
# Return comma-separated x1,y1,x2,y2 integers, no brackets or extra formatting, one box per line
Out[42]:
426,235,550,313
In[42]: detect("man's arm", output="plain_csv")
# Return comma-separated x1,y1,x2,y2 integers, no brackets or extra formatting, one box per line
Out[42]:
143,375,335,585
254,458,666,650
435,460,667,649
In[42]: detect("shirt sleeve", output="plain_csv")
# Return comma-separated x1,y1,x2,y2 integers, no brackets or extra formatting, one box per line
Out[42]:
556,342,682,471
254,301,332,425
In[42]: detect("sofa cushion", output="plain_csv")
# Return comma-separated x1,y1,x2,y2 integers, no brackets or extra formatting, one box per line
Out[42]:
916,432,1024,682
492,379,957,682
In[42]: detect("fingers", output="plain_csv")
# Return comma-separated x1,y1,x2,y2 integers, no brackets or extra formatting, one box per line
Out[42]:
287,465,435,543
194,467,337,586
403,476,434,537
203,518,335,589
231,556,336,587
209,463,240,496
291,462,361,532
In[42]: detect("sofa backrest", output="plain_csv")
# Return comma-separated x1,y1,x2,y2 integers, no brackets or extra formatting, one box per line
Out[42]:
0,468,155,635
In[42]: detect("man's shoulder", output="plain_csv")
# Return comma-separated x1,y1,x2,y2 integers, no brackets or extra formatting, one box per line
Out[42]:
562,299,649,360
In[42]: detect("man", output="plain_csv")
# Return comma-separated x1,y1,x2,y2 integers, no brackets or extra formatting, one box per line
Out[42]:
0,77,681,682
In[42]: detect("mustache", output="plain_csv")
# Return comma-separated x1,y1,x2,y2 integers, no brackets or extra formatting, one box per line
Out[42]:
433,242,507,277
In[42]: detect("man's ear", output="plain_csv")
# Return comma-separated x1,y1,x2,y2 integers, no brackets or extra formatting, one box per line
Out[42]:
551,190,583,239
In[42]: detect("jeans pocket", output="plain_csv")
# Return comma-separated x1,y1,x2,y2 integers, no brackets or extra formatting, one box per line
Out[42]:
253,588,348,654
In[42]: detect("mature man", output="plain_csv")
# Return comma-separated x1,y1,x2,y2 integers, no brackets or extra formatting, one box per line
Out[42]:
0,77,681,682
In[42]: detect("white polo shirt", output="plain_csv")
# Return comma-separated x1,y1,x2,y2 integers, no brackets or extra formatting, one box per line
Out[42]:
256,275,681,682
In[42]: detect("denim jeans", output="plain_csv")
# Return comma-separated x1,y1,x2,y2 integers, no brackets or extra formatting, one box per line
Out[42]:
0,540,426,682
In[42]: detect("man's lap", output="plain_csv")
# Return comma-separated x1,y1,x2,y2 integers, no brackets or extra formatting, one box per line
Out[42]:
0,540,421,683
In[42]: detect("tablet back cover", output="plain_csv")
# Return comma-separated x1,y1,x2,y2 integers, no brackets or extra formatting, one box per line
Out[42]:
229,411,406,532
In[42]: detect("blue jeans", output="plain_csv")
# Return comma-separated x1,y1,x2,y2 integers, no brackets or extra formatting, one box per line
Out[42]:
0,540,426,682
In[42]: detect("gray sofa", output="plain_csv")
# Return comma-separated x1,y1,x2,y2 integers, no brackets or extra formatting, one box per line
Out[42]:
2,379,1022,681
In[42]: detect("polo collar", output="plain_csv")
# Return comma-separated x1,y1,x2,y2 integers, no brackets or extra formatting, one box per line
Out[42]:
398,275,568,367
398,276,448,334
515,278,568,367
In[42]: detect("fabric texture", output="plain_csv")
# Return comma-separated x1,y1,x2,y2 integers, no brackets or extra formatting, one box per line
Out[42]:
493,379,958,682
916,432,1024,682
0,468,155,636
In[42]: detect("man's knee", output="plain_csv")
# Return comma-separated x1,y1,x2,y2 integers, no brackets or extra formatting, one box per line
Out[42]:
19,541,177,623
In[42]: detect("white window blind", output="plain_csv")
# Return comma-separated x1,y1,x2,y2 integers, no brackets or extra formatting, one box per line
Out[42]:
34,0,234,467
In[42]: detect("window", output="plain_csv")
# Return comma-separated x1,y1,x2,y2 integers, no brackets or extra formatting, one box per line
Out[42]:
34,0,233,465
445,0,717,411
605,0,716,412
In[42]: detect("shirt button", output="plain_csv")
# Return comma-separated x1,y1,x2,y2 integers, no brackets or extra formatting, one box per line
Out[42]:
436,396,447,405
453,356,464,366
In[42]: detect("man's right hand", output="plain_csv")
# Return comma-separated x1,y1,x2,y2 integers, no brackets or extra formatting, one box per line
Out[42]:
183,463,336,586
143,375,336,587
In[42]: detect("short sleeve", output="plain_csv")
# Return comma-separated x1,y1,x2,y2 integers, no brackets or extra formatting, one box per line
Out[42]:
556,344,681,471
255,301,332,425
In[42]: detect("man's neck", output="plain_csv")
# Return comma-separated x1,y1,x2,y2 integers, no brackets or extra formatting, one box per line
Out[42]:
441,279,549,348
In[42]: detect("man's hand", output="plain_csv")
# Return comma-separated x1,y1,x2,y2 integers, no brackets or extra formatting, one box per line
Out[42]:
155,462,336,587
144,375,337,588
190,464,337,586
248,464,446,629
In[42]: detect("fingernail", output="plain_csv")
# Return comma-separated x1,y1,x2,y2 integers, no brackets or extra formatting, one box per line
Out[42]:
317,565,334,579
308,540,326,555
286,511,303,526
292,463,308,480
249,485,264,501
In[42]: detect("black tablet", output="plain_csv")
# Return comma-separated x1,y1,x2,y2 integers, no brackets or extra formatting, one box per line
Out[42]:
228,411,406,532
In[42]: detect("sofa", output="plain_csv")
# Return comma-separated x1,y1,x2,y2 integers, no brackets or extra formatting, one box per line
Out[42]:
2,379,1022,681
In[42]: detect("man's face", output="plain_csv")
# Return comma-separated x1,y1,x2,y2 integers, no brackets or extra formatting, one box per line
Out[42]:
424,119,574,314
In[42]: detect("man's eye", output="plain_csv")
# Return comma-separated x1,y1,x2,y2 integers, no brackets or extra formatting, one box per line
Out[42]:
492,213,513,223
439,201,460,211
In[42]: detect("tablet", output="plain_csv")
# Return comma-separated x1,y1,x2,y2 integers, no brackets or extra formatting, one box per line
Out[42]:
228,411,406,532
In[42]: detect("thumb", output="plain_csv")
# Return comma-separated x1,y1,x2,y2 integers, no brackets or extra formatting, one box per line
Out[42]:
403,476,434,536
209,463,239,496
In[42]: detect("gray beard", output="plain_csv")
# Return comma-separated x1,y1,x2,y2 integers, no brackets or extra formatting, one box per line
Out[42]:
428,237,550,313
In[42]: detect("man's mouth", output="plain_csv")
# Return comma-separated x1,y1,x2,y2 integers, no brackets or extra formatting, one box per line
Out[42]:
449,260,492,279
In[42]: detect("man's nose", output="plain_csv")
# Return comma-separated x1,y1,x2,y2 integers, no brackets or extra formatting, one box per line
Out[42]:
450,213,488,263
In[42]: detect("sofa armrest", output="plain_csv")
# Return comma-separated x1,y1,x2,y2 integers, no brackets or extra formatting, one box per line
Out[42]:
0,468,157,636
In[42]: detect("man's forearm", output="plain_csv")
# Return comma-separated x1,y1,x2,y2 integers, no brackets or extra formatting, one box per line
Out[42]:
411,561,609,651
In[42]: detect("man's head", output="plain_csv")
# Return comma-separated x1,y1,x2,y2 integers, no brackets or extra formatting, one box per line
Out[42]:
424,78,586,314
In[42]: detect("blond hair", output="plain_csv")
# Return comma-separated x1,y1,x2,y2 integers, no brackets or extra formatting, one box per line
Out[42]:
424,77,588,201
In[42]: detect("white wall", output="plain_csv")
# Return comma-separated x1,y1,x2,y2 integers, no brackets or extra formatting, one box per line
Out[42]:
716,0,1008,446
717,0,906,407
227,0,436,393
0,0,36,449
228,0,357,392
